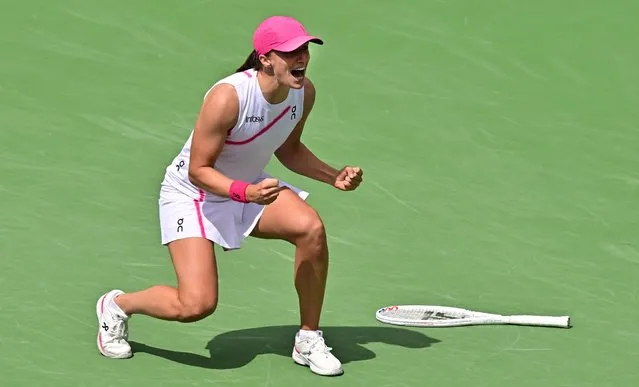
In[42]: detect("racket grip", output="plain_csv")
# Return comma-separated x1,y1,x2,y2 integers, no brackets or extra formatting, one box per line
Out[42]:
507,315,571,328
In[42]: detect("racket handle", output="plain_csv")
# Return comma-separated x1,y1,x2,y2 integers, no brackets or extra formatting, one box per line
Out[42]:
507,315,571,328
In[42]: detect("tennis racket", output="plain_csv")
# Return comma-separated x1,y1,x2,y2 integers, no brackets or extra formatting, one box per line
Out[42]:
376,305,571,328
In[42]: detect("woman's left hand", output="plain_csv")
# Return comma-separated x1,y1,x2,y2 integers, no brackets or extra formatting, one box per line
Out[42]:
333,166,363,191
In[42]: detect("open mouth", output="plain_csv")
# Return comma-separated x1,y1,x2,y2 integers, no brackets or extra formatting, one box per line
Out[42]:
290,66,306,79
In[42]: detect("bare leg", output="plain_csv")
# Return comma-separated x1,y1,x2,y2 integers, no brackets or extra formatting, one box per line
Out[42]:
249,189,343,376
250,189,329,331
115,237,219,323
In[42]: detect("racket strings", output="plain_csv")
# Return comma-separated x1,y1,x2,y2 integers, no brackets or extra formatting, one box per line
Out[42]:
384,308,459,321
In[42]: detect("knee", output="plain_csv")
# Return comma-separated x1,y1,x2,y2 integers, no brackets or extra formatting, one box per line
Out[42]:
295,211,327,255
177,295,218,323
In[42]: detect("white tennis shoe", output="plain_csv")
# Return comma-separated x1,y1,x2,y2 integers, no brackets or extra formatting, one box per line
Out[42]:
292,330,343,376
96,289,132,359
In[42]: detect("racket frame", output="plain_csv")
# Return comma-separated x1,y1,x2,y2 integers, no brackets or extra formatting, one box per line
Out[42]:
375,305,571,328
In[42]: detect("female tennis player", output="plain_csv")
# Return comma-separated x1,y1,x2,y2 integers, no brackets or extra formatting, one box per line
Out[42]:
95,16,362,376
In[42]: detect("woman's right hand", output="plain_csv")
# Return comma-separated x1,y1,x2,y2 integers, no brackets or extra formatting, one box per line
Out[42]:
245,178,285,205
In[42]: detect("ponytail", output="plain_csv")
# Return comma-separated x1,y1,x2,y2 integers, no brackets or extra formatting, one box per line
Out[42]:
236,50,262,72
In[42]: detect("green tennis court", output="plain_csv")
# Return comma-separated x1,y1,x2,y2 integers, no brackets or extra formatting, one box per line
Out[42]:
1,0,637,386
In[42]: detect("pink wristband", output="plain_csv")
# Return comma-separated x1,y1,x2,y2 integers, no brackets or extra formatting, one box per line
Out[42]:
229,180,249,203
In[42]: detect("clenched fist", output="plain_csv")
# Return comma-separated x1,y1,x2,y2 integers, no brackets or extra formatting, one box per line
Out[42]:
333,166,363,191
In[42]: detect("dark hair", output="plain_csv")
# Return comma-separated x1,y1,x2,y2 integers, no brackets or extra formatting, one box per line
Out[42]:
236,50,263,72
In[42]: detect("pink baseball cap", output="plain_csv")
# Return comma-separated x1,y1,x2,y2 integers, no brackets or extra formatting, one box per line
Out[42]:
253,16,323,56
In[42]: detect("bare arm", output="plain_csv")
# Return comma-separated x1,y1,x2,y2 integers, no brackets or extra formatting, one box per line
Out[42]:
274,78,340,185
188,84,238,197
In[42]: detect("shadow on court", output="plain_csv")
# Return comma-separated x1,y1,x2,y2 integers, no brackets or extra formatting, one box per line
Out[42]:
129,325,440,370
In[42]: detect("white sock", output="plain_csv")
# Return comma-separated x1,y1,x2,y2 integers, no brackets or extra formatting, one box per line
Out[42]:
110,295,129,319
297,329,321,339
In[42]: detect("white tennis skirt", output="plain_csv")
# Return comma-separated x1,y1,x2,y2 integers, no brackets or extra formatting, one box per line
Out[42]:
158,172,309,250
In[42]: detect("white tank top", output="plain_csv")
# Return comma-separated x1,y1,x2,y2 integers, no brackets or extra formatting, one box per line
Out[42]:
161,69,305,201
